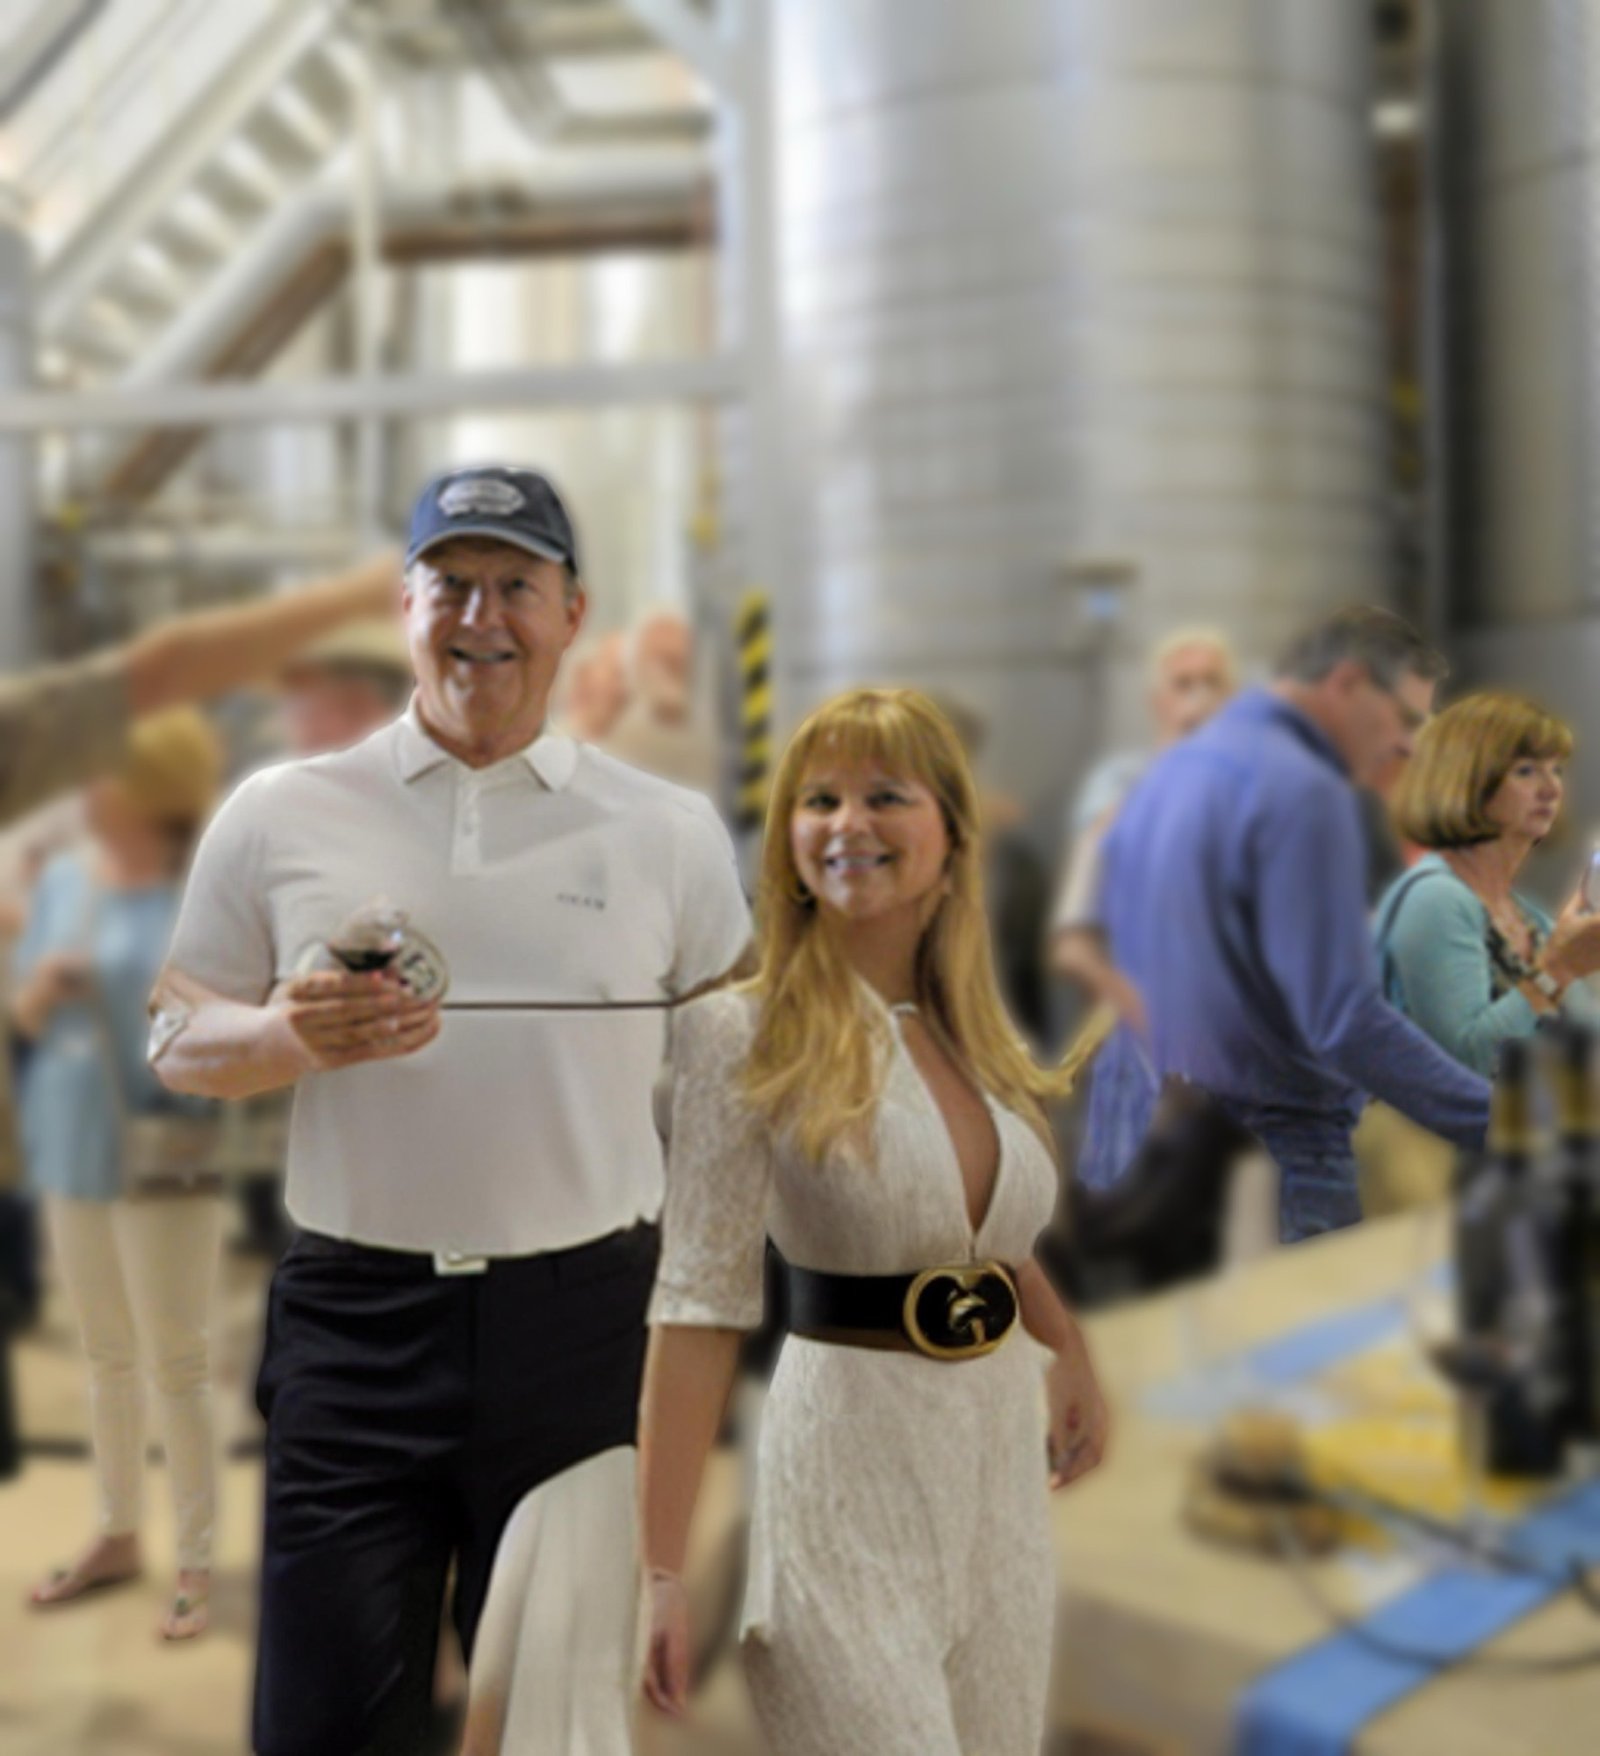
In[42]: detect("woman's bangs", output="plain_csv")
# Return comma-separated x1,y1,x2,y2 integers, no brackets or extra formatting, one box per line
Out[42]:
794,701,940,792
1516,718,1575,763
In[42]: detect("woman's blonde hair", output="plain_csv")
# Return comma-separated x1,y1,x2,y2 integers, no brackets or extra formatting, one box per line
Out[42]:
1391,690,1574,849
740,687,1087,1164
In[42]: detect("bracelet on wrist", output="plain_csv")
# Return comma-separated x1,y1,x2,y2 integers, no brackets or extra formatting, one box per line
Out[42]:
1531,959,1569,1001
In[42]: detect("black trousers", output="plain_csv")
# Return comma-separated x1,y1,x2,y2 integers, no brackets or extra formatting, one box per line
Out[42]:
251,1222,658,1756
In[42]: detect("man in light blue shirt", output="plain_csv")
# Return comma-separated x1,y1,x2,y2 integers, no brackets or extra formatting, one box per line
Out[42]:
1100,608,1491,1242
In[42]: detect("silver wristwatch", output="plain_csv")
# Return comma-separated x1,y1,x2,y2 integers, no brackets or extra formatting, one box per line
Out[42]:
1531,965,1563,1002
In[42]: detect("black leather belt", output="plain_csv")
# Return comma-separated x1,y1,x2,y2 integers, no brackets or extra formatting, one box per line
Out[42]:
781,1255,1020,1361
289,1222,658,1283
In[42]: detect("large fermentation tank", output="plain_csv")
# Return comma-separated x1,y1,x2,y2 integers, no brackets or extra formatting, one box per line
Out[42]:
1435,0,1600,843
733,0,1385,801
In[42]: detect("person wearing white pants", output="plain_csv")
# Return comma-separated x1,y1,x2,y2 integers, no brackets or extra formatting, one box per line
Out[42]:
45,1193,222,1590
13,709,225,1639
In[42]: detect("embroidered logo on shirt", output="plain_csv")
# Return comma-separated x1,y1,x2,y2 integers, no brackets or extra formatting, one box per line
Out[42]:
556,892,606,912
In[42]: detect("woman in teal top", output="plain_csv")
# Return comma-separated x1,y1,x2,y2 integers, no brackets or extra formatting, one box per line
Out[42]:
1374,692,1600,1078
11,709,224,1641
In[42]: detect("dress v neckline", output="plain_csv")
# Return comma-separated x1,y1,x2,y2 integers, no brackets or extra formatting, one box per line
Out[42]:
881,996,1007,1246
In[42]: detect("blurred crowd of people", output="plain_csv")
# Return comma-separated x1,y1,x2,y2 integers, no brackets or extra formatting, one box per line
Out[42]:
4,470,1600,1753
1054,607,1600,1288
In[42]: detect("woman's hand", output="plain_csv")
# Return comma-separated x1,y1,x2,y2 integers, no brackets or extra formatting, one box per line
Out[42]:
641,1568,693,1718
1542,889,1600,987
12,951,91,1038
1045,1341,1109,1489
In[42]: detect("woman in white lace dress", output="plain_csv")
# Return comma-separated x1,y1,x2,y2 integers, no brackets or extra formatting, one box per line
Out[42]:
639,687,1108,1755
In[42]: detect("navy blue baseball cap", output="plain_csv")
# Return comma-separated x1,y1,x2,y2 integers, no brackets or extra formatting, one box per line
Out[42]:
405,465,581,575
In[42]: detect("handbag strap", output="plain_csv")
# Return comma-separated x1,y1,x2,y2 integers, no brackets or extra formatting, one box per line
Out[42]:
1372,858,1451,946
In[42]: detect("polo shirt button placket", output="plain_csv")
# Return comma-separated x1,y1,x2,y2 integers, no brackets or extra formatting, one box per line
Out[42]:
455,775,484,875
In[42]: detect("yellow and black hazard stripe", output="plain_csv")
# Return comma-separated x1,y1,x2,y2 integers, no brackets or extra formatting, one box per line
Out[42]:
734,589,772,833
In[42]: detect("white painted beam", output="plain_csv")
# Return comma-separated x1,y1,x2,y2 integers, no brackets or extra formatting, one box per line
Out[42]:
0,356,744,433
616,0,736,94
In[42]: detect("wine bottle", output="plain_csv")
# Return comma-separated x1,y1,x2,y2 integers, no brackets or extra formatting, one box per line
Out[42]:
1549,1023,1600,1454
1453,1037,1565,1478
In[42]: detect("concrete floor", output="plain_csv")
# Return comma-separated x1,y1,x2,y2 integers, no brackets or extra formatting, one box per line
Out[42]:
0,1245,762,1756
0,1253,271,1755
0,1247,1112,1756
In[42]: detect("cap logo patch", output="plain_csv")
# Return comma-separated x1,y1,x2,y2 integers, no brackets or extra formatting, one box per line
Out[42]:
439,476,525,518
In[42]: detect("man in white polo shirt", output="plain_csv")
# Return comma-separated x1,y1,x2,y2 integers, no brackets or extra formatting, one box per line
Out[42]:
153,465,750,1756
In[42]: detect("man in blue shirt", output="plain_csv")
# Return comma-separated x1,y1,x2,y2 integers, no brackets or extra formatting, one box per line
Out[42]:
1099,608,1490,1243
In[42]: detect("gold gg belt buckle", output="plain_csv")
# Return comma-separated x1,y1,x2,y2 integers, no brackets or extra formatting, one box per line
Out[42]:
901,1261,1019,1361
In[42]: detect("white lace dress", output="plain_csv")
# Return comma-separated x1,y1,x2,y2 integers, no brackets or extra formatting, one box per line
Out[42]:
650,987,1060,1756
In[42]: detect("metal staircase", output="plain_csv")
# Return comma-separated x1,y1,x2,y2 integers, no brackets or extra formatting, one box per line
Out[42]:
35,1,362,382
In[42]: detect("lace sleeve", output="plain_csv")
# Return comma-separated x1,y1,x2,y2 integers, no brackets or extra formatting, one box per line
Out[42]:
649,991,773,1331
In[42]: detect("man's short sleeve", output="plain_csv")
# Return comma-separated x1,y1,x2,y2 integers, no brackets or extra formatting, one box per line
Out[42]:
0,653,130,829
165,777,277,1002
668,798,752,994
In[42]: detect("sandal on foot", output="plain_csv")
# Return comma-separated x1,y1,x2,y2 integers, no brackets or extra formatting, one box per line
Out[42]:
29,1561,141,1608
160,1588,209,1642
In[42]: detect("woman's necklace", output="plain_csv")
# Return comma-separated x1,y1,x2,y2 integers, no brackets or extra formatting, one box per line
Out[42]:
1443,854,1536,962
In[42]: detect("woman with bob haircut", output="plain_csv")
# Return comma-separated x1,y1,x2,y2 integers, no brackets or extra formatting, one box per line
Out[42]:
637,687,1107,1754
1374,690,1600,1076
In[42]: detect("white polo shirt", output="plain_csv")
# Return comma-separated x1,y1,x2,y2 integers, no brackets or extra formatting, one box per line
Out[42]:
165,708,751,1255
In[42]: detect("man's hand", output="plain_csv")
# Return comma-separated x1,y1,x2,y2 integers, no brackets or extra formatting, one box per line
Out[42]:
273,968,441,1073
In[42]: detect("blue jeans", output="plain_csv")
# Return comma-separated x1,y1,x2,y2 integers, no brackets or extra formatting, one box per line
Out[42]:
1220,1103,1363,1244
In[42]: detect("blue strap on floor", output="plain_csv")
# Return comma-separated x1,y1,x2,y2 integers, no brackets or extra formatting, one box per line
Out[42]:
1235,1476,1600,1755
1142,1284,1437,1425
1243,1296,1413,1391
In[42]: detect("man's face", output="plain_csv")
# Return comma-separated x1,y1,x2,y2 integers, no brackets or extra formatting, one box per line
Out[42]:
1150,641,1234,742
636,616,692,692
1328,661,1434,792
280,671,399,757
403,537,584,747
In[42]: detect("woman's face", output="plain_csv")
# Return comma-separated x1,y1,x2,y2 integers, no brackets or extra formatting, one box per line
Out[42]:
790,756,951,927
84,779,180,871
84,778,147,848
1484,753,1565,843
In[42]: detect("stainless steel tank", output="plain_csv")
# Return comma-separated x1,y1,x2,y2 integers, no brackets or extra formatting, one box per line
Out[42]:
1436,0,1600,628
1436,0,1600,840
733,0,1385,800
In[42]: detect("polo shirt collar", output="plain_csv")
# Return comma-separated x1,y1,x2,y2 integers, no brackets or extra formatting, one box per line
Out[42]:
1235,686,1350,778
394,700,579,791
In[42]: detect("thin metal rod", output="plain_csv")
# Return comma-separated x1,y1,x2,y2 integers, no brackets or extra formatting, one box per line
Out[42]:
439,999,683,1013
